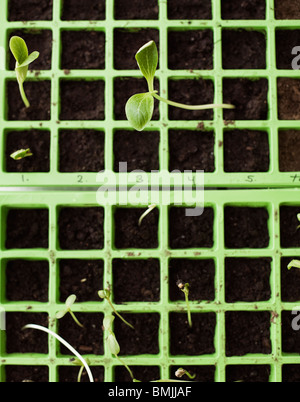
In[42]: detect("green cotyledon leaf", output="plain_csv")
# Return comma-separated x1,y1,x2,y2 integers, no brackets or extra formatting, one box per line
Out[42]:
125,92,154,131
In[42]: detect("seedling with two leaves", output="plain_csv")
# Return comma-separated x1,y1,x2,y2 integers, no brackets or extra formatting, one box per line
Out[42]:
126,41,235,131
9,36,39,108
56,294,84,329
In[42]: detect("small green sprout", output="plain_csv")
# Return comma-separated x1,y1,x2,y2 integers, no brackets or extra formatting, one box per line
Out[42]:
175,368,196,380
177,280,192,328
297,213,300,230
103,315,140,382
98,288,134,330
10,148,33,160
56,294,84,329
9,36,40,108
70,357,91,383
126,41,235,131
138,204,157,227
288,260,300,270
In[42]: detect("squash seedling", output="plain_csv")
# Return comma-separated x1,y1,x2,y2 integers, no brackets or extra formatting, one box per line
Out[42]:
175,368,196,380
56,294,84,329
177,279,192,328
125,41,235,131
103,315,140,382
98,288,134,330
9,36,40,108
10,148,33,160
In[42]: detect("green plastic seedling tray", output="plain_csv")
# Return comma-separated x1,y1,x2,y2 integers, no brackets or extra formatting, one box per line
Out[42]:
1,0,300,188
1,188,300,382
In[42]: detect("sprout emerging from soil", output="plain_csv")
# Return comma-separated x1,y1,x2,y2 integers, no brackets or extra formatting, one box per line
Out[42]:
177,279,192,328
56,294,84,329
175,368,196,380
23,324,93,382
126,41,235,131
10,148,33,160
70,357,91,383
9,36,40,108
138,204,157,227
98,288,134,330
103,315,140,382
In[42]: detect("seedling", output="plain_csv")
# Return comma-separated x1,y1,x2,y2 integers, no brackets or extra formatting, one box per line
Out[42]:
287,214,300,269
177,279,192,328
10,148,33,160
125,41,234,131
138,204,157,227
9,36,40,108
70,357,91,383
56,294,84,329
98,288,134,330
175,368,196,380
103,315,140,382
23,324,94,382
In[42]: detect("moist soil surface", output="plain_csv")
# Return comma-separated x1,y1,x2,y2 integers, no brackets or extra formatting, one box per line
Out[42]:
276,30,300,69
5,366,49,383
275,0,300,19
167,0,212,19
114,0,159,20
8,0,53,21
224,130,270,172
114,366,160,382
280,206,300,248
226,365,271,383
59,130,105,172
221,0,266,20
6,130,50,173
279,130,300,172
169,130,215,172
61,0,105,20
277,78,300,120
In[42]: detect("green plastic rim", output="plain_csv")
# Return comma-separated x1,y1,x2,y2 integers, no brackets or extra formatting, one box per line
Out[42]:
0,188,300,382
0,0,300,187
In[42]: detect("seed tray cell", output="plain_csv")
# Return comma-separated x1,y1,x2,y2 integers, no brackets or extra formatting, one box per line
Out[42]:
0,189,300,382
1,0,300,187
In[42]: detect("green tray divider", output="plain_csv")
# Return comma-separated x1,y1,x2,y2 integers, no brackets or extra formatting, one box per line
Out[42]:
1,189,300,382
0,0,300,187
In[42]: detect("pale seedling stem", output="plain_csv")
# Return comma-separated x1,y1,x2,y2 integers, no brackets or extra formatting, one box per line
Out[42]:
138,204,157,227
177,280,192,328
99,289,134,330
56,294,84,329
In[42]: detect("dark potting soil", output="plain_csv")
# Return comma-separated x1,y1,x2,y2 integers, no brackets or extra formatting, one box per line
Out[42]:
5,208,49,249
5,365,49,383
169,365,215,382
114,0,159,20
169,130,215,173
113,259,160,302
282,311,300,353
114,208,159,249
275,0,300,19
59,130,105,173
223,130,270,173
58,313,104,355
7,81,51,121
222,30,266,70
61,31,105,70
59,366,104,383
167,0,212,20
226,365,271,383
224,207,269,249
60,80,105,121
276,30,300,70
281,257,300,302
279,130,300,172
168,79,214,121
59,259,104,302
6,260,49,302
168,30,213,70
221,0,266,20
225,311,271,356
225,258,272,302
114,366,160,382
6,130,50,173
6,312,49,354
113,130,160,173
58,207,104,250
223,78,268,121
114,313,160,355
170,313,216,356
8,0,53,21
9,30,52,71
280,206,300,248
114,29,159,70
277,78,300,120
114,78,160,121
169,207,214,249
169,259,215,301
282,365,300,382
61,0,105,20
